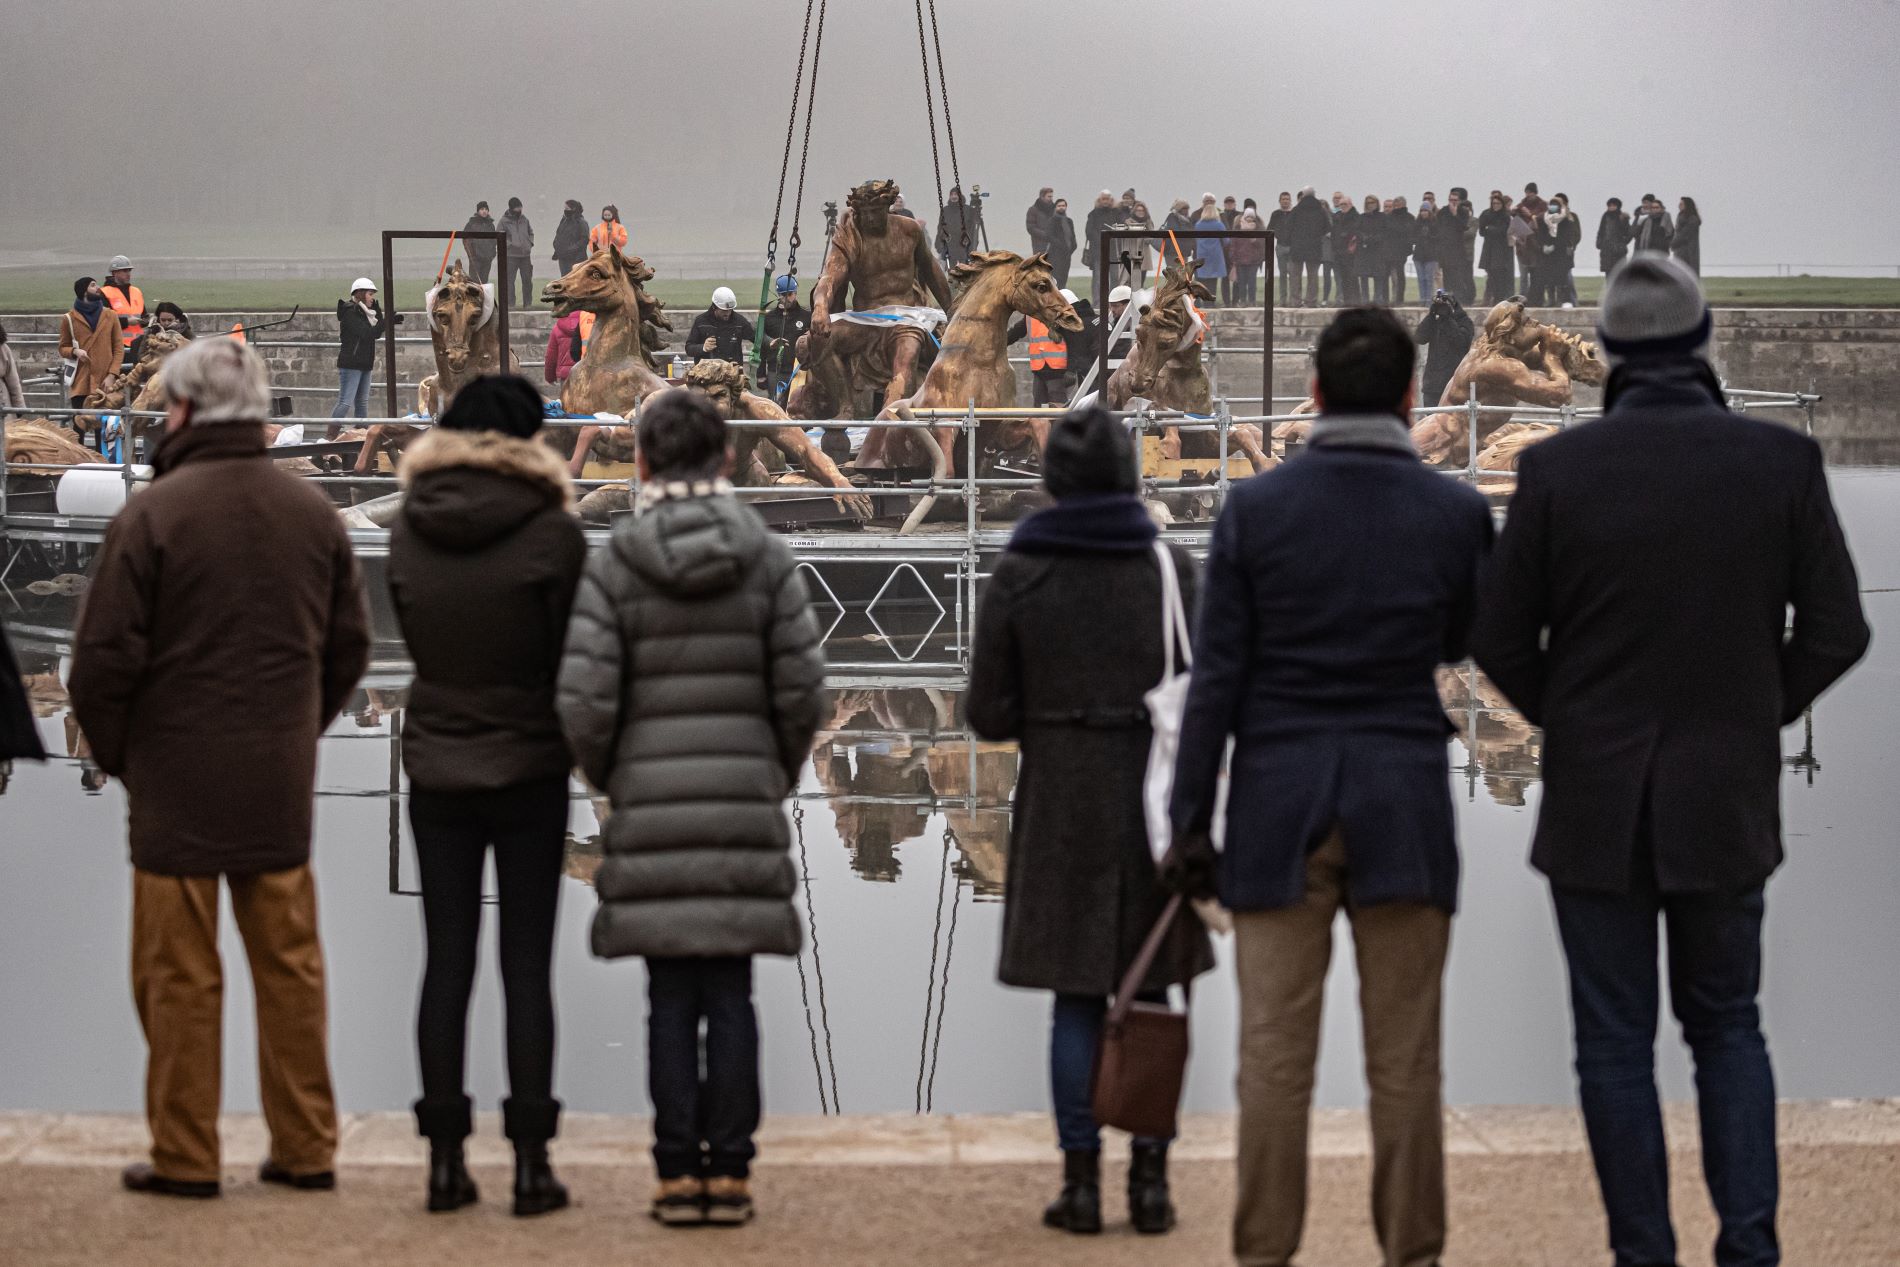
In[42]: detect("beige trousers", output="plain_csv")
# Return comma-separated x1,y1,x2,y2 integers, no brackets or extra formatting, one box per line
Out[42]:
131,864,337,1182
1232,831,1451,1267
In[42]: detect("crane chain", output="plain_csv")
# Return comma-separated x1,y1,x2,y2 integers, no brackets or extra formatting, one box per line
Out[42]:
765,0,820,274
784,0,829,282
913,0,946,231
925,0,970,255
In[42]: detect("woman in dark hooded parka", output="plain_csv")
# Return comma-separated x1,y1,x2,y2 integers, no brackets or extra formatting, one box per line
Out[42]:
386,374,586,1218
968,405,1214,1238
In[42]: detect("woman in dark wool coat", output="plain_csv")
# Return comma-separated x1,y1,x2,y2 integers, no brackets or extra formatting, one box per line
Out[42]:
968,405,1214,1239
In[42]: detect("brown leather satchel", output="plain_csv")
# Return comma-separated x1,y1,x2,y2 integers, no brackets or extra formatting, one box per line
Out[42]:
1091,894,1190,1140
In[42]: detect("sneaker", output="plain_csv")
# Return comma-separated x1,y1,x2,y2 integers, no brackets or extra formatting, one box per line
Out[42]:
703,1175,754,1226
651,1176,706,1226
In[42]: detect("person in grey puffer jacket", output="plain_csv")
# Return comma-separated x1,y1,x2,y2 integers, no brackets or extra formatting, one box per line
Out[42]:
556,386,825,1227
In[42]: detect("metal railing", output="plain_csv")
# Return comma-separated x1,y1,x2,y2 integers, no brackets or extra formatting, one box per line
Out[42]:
0,384,1824,671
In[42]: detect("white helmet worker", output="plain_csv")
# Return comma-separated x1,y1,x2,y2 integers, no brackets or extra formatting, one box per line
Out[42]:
109,254,134,272
711,286,738,311
350,277,377,294
1058,289,1078,305
1108,285,1133,304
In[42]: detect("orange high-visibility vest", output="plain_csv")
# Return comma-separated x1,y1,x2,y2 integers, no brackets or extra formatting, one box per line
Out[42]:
588,221,628,253
578,311,596,354
1027,318,1068,372
229,322,247,344
103,283,144,347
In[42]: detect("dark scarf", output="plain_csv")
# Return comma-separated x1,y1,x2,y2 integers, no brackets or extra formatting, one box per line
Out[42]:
1007,493,1157,555
1602,355,1724,413
73,295,105,328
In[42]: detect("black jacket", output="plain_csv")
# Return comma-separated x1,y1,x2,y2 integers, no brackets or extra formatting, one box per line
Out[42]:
1471,360,1870,895
336,299,384,370
1595,209,1632,266
1047,211,1078,264
552,210,589,262
1082,204,1119,266
1477,207,1515,273
760,300,810,376
1382,209,1417,269
1328,205,1362,264
1357,209,1387,268
1673,211,1702,273
462,215,498,267
687,307,751,364
936,200,984,265
1283,194,1330,259
969,497,1214,994
1266,206,1291,251
388,428,586,792
1414,297,1474,407
1171,422,1494,913
0,623,45,761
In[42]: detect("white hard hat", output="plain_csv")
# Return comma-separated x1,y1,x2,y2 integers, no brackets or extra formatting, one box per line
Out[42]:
350,277,377,293
1108,285,1133,303
1058,289,1078,305
711,286,738,310
109,254,133,271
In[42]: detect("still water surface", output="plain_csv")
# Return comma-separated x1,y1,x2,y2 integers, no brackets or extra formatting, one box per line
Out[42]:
3,469,1896,1121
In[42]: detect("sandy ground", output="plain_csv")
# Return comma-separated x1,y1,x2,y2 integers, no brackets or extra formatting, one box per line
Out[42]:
3,1108,1897,1265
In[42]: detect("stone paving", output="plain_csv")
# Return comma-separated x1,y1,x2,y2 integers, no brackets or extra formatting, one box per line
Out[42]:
3,1101,1897,1264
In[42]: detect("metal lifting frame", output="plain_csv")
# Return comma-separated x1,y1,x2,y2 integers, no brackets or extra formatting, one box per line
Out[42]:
1091,226,1275,415
380,229,509,420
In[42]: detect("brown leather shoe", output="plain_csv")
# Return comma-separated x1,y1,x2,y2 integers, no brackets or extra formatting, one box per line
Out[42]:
650,1176,706,1226
121,1163,219,1199
259,1160,335,1191
703,1175,754,1226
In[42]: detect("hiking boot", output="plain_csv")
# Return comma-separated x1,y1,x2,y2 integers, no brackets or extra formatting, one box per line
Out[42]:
512,1144,569,1218
426,1143,478,1213
651,1176,706,1226
1041,1149,1102,1234
703,1175,755,1226
1128,1141,1176,1234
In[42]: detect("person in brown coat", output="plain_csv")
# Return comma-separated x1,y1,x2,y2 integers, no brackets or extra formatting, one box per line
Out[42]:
57,276,122,410
68,337,371,1200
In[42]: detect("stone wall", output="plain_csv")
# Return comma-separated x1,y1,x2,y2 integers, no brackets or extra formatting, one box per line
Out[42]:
7,307,1894,461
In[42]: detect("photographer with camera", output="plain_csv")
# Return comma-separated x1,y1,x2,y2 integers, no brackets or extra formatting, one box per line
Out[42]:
1414,289,1474,409
935,186,985,267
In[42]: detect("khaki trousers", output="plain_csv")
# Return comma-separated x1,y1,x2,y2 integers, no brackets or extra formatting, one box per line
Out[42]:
1232,831,1451,1267
131,864,337,1182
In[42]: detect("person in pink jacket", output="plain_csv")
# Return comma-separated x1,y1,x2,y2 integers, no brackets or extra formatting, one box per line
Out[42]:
544,309,585,385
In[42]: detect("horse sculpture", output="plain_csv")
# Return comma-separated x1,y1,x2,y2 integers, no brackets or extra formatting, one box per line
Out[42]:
1105,257,1270,473
355,262,518,474
75,327,191,451
1409,298,1607,467
541,246,866,521
873,250,1080,530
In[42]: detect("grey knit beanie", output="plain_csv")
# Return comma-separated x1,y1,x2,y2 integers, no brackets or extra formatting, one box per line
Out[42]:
1598,252,1710,361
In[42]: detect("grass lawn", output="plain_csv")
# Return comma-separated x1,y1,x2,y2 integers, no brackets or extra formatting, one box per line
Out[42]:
1,272,1897,314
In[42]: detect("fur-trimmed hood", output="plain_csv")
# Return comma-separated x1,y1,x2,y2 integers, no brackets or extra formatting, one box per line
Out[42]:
398,426,574,552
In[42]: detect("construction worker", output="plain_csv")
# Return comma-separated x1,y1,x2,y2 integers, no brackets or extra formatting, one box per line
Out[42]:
1012,288,1078,406
101,255,145,364
758,274,808,402
687,286,753,365
1104,284,1135,370
588,206,628,255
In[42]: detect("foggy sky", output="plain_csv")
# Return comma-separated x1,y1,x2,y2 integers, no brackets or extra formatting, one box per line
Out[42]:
5,0,1898,269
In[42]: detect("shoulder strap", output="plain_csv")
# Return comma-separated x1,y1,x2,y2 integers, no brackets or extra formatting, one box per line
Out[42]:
1152,540,1191,672
1108,894,1185,1023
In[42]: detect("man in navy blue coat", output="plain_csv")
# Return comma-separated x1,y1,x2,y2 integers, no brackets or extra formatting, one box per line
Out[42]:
1167,307,1493,1267
1471,255,1869,1267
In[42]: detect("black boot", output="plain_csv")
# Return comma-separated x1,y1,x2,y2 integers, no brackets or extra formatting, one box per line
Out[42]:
427,1143,479,1213
1127,1141,1176,1234
1041,1149,1102,1234
512,1142,569,1217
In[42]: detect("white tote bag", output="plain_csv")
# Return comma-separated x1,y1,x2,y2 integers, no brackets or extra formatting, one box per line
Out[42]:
1141,542,1232,932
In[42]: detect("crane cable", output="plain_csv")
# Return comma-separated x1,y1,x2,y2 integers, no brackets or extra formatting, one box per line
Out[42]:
756,0,828,368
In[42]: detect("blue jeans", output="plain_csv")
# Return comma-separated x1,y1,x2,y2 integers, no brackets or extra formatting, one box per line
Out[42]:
1414,260,1439,303
1050,993,1171,1154
332,366,371,419
1552,866,1778,1267
646,956,760,1179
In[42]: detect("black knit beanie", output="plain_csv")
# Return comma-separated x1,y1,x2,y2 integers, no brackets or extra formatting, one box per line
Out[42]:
1043,406,1137,499
437,374,545,439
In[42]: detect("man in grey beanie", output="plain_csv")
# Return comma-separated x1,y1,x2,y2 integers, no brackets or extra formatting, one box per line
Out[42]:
1470,253,1869,1266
